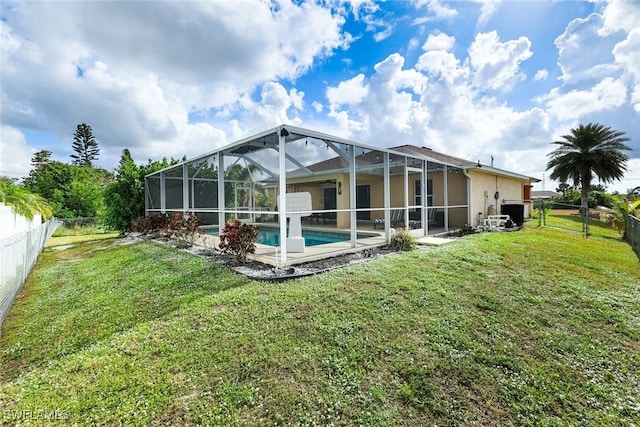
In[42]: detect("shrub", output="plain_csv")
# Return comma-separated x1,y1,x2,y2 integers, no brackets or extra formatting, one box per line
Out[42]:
389,229,417,251
129,214,169,235
218,219,258,264
102,150,181,232
458,224,477,236
162,213,202,248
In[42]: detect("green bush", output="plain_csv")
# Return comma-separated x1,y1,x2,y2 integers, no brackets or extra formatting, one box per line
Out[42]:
102,149,181,232
389,229,417,251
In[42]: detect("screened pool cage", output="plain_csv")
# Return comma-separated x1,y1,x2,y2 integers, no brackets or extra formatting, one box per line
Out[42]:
145,125,470,266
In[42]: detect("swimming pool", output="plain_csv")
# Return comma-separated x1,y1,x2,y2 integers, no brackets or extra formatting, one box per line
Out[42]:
206,227,376,247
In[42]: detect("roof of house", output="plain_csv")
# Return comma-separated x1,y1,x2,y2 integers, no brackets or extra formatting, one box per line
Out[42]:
531,190,561,199
392,145,540,182
286,143,540,182
390,145,474,167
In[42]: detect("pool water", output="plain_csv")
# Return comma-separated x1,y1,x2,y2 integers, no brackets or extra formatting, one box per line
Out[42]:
207,227,374,247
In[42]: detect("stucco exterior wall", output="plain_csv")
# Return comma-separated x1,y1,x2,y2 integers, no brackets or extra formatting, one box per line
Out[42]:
263,166,533,230
468,170,530,226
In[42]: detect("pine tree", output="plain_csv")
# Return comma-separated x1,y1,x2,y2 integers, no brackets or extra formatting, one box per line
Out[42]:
71,123,100,166
24,150,52,189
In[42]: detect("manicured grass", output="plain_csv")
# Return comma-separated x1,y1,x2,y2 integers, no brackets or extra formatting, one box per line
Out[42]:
536,210,621,239
52,225,112,238
1,225,639,425
45,233,120,248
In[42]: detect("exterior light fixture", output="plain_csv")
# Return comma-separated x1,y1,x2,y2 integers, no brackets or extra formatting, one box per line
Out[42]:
338,181,342,195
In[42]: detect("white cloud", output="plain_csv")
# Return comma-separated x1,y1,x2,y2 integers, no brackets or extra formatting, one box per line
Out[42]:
312,101,324,113
342,0,380,21
235,82,305,134
327,53,431,141
613,157,640,193
324,43,552,182
468,31,533,91
555,13,623,83
326,74,369,107
416,33,468,86
361,11,395,42
0,126,33,179
600,0,640,35
534,69,549,81
613,28,640,111
422,33,456,51
2,0,637,187
373,26,395,42
475,0,502,27
412,0,458,24
540,77,627,121
0,0,351,170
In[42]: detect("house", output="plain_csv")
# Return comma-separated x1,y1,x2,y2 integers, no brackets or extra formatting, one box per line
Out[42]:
531,190,561,200
145,125,539,266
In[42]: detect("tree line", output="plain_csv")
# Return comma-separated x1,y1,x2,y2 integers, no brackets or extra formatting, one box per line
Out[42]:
3,123,179,231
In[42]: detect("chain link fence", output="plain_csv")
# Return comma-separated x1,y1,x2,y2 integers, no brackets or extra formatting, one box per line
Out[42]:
57,217,100,228
628,215,640,261
533,200,614,237
0,220,61,331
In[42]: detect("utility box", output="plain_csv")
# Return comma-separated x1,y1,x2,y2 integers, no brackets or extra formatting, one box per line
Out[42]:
501,204,524,226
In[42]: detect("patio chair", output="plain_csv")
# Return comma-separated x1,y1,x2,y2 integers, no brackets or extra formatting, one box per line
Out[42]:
427,208,438,227
374,209,403,229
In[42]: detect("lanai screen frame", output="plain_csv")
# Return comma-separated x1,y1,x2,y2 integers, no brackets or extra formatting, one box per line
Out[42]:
144,124,468,264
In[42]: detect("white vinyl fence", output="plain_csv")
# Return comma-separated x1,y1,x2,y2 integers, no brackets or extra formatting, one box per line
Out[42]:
0,219,61,330
1,202,43,239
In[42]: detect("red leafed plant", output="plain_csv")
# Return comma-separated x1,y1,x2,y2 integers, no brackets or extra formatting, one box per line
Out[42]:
218,219,258,265
162,212,202,248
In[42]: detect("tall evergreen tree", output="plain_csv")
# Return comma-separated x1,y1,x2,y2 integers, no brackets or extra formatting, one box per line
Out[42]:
71,123,100,166
23,150,53,189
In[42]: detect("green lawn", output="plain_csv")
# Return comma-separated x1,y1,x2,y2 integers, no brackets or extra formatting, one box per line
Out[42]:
44,233,120,248
1,221,639,426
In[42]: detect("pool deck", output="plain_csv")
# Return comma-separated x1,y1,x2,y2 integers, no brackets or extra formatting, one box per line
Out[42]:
199,223,453,267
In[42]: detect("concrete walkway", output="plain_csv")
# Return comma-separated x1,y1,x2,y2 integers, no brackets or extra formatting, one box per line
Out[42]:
416,236,457,246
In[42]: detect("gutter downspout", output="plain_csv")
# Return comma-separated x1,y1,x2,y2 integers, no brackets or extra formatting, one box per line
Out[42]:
462,167,473,226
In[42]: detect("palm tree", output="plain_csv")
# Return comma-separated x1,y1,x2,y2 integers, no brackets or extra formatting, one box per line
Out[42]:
607,195,640,240
546,123,631,235
0,177,53,220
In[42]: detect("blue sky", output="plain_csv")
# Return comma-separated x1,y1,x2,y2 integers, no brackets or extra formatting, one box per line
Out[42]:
1,0,639,193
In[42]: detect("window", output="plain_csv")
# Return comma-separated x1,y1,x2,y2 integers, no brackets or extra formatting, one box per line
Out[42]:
415,179,433,207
